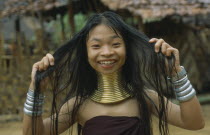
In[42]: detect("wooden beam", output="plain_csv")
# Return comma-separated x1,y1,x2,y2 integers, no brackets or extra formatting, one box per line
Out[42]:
60,15,66,42
68,0,75,36
14,16,23,76
0,20,4,74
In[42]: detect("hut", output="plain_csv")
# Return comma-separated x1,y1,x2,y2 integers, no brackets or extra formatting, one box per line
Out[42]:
0,0,73,75
0,0,71,115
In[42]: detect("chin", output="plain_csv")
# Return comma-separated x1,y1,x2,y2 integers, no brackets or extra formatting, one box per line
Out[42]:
97,69,120,75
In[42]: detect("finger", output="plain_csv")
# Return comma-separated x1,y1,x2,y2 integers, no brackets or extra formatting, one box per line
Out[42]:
166,48,181,72
32,62,39,75
149,38,158,43
38,59,45,71
46,53,54,65
43,56,50,70
161,43,168,55
166,48,174,56
31,62,40,81
32,62,39,71
166,48,179,57
155,39,164,52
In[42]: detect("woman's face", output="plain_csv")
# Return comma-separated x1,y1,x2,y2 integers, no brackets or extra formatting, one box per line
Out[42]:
86,24,126,75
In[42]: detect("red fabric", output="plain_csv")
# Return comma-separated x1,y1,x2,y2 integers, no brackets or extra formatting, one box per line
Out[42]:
82,116,144,135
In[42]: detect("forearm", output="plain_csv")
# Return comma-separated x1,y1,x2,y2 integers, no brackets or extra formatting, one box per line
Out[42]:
171,66,205,129
23,115,45,135
23,84,46,135
180,96,205,130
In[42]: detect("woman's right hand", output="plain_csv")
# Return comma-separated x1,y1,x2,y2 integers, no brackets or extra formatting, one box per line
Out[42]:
30,53,54,90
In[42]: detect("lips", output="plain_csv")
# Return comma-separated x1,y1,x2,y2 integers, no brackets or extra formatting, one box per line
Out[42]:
98,60,116,65
98,60,117,69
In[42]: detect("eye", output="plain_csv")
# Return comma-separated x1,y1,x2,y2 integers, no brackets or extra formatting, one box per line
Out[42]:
91,44,100,49
113,43,121,47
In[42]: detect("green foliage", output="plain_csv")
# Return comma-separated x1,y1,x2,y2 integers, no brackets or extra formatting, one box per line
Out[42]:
48,13,87,46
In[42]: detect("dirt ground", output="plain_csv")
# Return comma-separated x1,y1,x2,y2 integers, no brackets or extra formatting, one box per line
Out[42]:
0,104,209,135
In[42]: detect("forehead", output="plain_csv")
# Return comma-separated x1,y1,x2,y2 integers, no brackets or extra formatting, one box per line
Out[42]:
87,24,122,42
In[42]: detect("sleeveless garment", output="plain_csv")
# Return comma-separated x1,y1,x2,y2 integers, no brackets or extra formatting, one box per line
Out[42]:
82,116,144,135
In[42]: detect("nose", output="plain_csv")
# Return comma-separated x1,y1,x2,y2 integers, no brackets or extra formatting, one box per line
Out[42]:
101,46,114,57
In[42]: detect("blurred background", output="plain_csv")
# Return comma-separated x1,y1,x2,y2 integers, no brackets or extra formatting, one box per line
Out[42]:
0,0,210,135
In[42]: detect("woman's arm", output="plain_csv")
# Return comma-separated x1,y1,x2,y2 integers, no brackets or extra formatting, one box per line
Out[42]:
23,53,77,135
23,96,76,135
146,90,205,130
147,38,205,130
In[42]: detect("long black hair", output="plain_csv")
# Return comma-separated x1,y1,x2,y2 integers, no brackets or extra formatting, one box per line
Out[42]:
32,11,176,135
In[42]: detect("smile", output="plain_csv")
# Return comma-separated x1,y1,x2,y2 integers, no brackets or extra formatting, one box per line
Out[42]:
98,60,116,65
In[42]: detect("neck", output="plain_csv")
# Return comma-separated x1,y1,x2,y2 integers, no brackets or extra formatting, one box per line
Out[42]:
90,71,131,103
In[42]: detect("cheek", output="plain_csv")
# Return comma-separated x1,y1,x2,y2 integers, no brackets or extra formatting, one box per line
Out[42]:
87,52,97,67
87,48,93,61
120,48,126,64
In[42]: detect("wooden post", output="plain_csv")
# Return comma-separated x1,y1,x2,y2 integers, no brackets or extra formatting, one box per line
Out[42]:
68,0,75,36
0,20,3,56
60,15,66,42
39,12,46,54
0,19,4,74
14,16,23,76
35,12,47,55
137,16,145,33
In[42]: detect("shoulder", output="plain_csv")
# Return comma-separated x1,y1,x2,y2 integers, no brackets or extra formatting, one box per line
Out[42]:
60,96,82,115
144,89,158,100
144,89,159,111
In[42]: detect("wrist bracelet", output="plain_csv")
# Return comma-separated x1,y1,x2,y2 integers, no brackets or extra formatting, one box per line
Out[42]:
176,85,193,97
172,75,188,85
24,103,42,111
174,80,190,93
26,98,44,106
28,89,45,98
23,108,42,116
169,68,196,102
23,89,45,116
170,66,187,82
176,88,196,102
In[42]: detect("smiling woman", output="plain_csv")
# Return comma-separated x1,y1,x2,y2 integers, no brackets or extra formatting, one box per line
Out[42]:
22,11,204,135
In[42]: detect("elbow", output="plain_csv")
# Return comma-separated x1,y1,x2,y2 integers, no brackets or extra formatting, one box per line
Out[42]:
187,120,205,130
197,120,205,130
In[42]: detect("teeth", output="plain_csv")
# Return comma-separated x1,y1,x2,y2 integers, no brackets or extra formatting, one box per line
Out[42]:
99,61,115,65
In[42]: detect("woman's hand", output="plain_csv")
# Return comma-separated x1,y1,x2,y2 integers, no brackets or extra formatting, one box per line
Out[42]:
149,38,182,75
30,53,54,90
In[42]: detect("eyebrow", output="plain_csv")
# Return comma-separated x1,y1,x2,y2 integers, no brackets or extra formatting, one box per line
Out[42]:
90,35,121,42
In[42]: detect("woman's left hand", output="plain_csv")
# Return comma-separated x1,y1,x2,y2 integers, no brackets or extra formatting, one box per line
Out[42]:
149,38,182,75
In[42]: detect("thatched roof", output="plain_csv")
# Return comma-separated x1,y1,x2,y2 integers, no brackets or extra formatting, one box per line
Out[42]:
100,0,210,20
2,0,210,19
0,0,68,18
1,0,210,27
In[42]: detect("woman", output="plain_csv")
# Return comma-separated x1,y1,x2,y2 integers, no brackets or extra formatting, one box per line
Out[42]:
23,11,204,135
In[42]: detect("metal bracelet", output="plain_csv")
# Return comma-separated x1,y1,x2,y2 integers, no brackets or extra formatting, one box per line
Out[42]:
27,96,42,103
26,98,44,106
27,93,45,101
172,75,188,85
174,80,191,93
170,66,187,82
177,88,196,102
176,85,193,97
24,103,42,111
28,90,45,98
23,107,42,116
